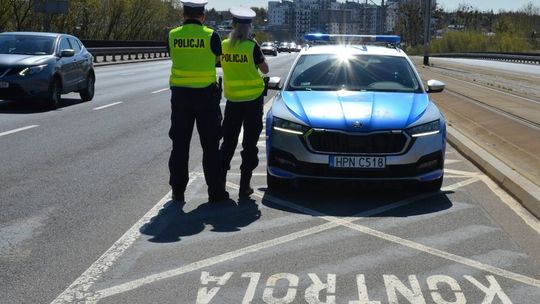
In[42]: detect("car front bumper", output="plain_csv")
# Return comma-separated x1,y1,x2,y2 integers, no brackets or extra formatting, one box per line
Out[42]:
0,73,50,100
267,128,445,182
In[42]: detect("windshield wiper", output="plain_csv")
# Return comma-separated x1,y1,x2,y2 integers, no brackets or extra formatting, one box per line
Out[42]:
288,87,312,91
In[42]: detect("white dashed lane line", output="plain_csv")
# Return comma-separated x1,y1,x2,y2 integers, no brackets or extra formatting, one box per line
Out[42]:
93,102,124,111
151,88,169,94
0,125,39,137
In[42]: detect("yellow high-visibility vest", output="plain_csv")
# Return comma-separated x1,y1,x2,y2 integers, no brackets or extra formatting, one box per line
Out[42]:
169,24,216,88
221,39,264,101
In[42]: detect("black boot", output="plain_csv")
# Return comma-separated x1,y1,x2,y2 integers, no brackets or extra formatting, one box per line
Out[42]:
209,170,230,203
239,171,254,198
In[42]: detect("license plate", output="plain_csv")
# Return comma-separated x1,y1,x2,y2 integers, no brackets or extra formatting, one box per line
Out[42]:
330,156,386,169
0,81,8,89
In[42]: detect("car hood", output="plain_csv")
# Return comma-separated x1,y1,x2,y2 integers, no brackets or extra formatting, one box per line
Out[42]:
281,90,429,132
0,54,51,66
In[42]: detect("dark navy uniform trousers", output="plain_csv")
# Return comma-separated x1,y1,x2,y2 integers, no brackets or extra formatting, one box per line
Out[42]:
169,85,224,197
220,95,264,177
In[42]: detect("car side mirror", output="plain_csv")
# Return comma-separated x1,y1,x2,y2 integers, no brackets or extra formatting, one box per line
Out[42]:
60,49,75,57
426,79,445,93
268,77,281,90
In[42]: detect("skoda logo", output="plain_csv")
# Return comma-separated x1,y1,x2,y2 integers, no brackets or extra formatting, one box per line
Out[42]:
353,121,363,128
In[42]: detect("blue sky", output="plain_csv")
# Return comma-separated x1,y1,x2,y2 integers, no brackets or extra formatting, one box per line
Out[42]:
206,0,536,12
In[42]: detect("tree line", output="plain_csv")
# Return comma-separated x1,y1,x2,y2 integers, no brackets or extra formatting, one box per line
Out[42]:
0,1,272,42
1,0,538,53
394,1,540,53
0,0,184,40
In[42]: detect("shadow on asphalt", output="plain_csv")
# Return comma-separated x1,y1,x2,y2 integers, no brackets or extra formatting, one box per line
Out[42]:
260,180,453,218
0,98,86,113
140,197,261,243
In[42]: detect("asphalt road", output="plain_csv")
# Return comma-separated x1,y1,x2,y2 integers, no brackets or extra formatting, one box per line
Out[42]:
1,53,539,304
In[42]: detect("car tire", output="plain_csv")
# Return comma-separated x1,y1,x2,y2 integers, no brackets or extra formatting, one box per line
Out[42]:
47,77,62,109
80,72,95,102
267,171,288,193
418,176,443,193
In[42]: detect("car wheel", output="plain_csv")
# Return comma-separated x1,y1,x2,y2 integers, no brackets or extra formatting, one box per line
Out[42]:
267,171,288,193
80,72,95,102
418,176,443,193
274,51,278,56
47,77,62,109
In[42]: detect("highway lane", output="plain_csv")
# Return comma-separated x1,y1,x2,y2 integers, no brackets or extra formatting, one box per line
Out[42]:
0,53,297,304
1,52,539,304
55,114,540,303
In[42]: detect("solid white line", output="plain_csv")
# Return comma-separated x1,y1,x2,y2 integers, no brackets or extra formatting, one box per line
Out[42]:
151,88,169,94
444,159,463,165
0,125,39,137
252,184,540,289
338,219,540,288
256,185,540,289
95,219,341,300
92,102,123,111
92,184,442,300
50,174,199,304
227,172,266,177
442,177,480,191
479,175,540,234
444,168,483,177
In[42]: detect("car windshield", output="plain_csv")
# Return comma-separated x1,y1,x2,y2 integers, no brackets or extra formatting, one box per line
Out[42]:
261,42,273,47
287,53,422,93
0,35,56,55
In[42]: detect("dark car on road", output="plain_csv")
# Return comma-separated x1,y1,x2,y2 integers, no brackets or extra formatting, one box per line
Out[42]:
261,41,278,56
0,32,95,108
278,42,290,53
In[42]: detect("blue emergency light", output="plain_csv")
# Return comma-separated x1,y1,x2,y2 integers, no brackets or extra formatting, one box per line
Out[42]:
304,33,401,44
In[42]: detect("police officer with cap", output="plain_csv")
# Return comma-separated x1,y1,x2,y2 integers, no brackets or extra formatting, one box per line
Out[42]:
167,0,228,202
220,6,269,197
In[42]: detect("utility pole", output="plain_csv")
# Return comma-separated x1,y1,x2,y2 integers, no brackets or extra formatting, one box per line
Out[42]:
363,0,367,33
379,0,384,34
423,0,432,66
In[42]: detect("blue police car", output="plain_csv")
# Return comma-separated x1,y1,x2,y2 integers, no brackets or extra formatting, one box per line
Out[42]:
265,34,447,192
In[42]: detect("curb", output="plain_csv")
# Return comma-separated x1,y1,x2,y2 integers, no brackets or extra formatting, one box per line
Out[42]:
447,126,540,218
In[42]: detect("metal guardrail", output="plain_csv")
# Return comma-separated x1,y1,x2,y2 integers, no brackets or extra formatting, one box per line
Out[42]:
431,52,540,64
87,47,169,64
86,47,540,65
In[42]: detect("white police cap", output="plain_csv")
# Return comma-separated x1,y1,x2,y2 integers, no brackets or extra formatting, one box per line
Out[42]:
180,0,207,8
230,7,256,24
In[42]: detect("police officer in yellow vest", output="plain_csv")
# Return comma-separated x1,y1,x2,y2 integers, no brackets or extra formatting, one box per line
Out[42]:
168,0,228,202
220,7,269,197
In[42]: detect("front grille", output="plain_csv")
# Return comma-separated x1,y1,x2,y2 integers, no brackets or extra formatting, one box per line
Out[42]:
0,83,27,99
269,148,443,179
308,130,409,154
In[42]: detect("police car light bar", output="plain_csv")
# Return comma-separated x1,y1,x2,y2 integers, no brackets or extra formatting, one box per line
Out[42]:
304,33,401,44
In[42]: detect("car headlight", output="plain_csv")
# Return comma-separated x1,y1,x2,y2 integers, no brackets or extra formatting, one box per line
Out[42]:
273,117,309,135
407,120,440,137
19,64,48,76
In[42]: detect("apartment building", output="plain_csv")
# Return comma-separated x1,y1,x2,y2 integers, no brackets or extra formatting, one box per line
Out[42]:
268,0,399,41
